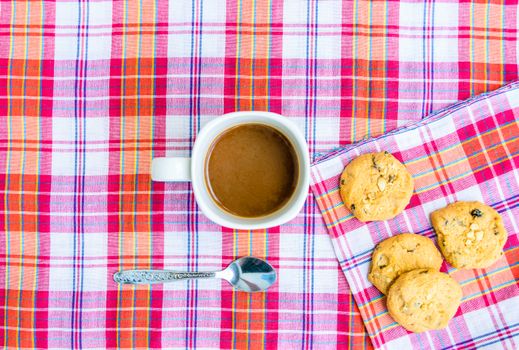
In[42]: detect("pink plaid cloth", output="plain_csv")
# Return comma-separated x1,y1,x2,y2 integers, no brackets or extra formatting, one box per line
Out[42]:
310,81,519,349
2,0,519,349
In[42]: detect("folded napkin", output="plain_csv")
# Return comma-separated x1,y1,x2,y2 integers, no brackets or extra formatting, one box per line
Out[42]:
310,82,519,349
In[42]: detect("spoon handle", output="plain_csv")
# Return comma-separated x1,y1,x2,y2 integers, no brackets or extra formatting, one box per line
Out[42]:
113,270,216,285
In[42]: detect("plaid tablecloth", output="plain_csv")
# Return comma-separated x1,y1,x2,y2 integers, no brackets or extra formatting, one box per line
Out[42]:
1,1,519,349
311,81,519,349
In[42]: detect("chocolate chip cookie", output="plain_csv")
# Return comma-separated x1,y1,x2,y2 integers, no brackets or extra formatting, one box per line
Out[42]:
431,201,507,269
339,152,414,222
387,269,462,333
368,233,443,294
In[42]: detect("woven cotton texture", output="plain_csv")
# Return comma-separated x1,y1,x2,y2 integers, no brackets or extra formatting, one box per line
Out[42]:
2,0,519,349
311,82,519,350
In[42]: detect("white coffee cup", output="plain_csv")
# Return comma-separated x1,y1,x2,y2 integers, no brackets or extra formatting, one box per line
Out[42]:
151,111,310,230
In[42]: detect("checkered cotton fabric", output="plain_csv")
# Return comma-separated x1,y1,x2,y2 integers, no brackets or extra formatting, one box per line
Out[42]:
1,0,519,349
311,82,519,349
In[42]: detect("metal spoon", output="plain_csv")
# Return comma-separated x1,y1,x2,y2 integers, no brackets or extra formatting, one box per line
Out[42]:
113,256,276,293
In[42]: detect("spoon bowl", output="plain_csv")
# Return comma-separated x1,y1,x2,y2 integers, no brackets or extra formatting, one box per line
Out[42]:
219,256,277,292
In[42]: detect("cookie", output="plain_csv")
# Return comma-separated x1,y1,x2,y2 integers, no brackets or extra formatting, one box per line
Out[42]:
339,152,414,222
368,233,443,294
431,201,507,269
387,269,462,333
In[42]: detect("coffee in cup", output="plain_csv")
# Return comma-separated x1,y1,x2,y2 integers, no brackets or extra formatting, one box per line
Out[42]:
205,123,299,218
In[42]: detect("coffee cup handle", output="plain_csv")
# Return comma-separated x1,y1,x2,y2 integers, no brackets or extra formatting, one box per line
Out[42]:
151,157,191,182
